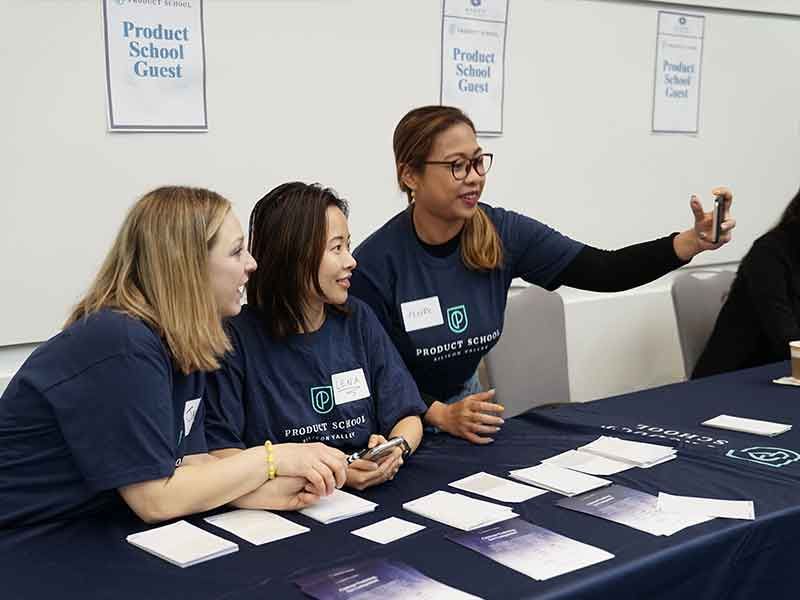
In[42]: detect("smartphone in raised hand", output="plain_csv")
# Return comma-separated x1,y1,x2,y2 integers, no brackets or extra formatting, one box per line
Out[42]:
710,195,726,244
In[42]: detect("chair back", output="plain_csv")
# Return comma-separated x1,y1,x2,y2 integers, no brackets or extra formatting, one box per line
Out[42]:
485,286,569,417
671,269,736,378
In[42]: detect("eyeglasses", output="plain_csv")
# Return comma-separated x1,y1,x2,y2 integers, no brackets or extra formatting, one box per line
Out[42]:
423,153,494,181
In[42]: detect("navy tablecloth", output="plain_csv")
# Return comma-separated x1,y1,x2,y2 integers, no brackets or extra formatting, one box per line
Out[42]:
4,362,800,600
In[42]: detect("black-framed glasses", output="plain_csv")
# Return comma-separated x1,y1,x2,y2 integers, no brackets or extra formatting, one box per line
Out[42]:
423,153,494,181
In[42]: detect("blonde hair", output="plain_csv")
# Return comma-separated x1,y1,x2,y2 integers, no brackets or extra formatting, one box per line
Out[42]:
66,186,232,373
393,105,504,271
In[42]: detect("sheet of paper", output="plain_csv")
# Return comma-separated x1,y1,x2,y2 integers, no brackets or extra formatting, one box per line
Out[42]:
508,464,611,496
403,490,517,531
299,489,377,524
447,518,614,581
557,484,713,536
294,557,481,600
657,493,755,520
204,509,309,545
702,414,792,436
351,517,426,544
542,450,635,476
449,472,548,502
579,436,676,466
126,520,238,568
651,11,705,133
441,0,509,134
773,376,800,387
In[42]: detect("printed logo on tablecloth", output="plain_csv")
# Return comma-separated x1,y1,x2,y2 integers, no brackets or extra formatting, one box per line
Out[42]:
726,447,800,469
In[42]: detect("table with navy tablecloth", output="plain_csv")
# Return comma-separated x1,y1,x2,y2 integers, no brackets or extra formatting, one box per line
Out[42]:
4,362,800,600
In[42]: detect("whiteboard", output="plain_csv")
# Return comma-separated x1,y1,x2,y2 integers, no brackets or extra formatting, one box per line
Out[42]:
2,0,799,345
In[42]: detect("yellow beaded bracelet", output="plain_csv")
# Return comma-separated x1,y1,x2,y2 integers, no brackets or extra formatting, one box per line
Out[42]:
264,440,277,480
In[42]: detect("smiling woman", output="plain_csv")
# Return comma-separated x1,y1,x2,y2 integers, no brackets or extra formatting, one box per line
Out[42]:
204,182,426,493
0,186,339,528
349,104,736,446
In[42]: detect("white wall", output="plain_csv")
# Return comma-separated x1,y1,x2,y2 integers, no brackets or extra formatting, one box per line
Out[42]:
3,0,800,347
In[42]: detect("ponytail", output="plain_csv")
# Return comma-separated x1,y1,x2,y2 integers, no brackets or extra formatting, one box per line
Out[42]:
461,206,503,271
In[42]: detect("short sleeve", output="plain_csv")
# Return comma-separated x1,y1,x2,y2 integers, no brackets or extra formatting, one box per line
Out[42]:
204,327,248,451
498,208,584,289
359,303,427,436
47,352,177,492
184,399,209,455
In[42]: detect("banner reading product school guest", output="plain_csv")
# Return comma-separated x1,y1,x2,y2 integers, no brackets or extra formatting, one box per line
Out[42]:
103,0,207,131
441,0,508,135
651,11,705,134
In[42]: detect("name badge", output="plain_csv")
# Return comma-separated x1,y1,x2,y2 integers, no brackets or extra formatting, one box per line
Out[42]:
183,398,201,436
400,296,444,332
331,368,370,405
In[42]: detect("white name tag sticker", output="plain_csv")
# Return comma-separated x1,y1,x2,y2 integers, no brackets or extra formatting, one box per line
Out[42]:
400,296,444,332
332,368,371,405
183,398,201,436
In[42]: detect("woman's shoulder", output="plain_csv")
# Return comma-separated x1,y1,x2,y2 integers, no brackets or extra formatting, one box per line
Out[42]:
353,208,410,260
64,308,162,357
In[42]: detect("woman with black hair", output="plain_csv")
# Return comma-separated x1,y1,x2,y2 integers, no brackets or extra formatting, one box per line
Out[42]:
204,183,425,491
694,187,800,378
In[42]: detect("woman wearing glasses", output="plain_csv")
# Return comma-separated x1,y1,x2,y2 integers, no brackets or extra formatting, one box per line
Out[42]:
350,105,736,444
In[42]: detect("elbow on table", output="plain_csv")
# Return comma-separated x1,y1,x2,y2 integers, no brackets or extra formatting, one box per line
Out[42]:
118,481,187,524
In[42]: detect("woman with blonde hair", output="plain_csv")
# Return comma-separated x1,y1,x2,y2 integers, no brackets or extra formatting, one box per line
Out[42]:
351,105,736,444
0,186,346,527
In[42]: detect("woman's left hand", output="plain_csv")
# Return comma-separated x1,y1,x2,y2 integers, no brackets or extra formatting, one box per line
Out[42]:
674,186,736,260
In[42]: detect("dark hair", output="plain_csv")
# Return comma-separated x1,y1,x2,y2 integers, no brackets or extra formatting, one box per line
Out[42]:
247,182,349,339
393,105,503,271
776,186,800,229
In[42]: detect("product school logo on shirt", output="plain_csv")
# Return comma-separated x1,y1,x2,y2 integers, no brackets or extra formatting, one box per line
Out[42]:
446,304,468,333
310,386,335,415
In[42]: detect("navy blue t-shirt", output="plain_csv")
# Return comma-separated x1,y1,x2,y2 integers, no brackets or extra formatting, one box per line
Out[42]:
0,309,206,527
204,298,426,453
350,203,584,401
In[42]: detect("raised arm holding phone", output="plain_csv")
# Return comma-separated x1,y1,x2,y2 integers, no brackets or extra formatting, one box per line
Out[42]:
350,105,735,444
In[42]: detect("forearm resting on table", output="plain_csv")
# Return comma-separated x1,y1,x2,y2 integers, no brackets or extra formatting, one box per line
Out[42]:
118,447,266,524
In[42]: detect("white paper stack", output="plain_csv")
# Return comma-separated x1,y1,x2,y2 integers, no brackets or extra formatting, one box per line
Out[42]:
403,490,518,531
508,464,611,497
449,472,548,502
204,509,309,545
702,414,792,437
542,449,635,476
126,520,238,568
657,493,755,520
579,436,677,468
299,489,377,524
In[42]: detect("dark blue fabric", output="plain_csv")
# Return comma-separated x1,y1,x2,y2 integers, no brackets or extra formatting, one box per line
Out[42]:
351,203,584,400
4,362,800,599
0,309,206,528
204,299,426,454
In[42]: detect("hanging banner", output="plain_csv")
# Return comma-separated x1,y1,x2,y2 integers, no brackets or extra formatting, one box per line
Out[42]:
651,11,705,134
102,0,207,132
440,0,509,136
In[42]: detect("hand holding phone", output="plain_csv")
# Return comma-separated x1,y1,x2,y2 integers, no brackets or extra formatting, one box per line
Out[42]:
710,195,726,244
346,437,405,464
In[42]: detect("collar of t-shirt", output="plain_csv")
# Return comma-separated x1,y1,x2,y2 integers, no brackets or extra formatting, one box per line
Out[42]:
411,212,462,258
